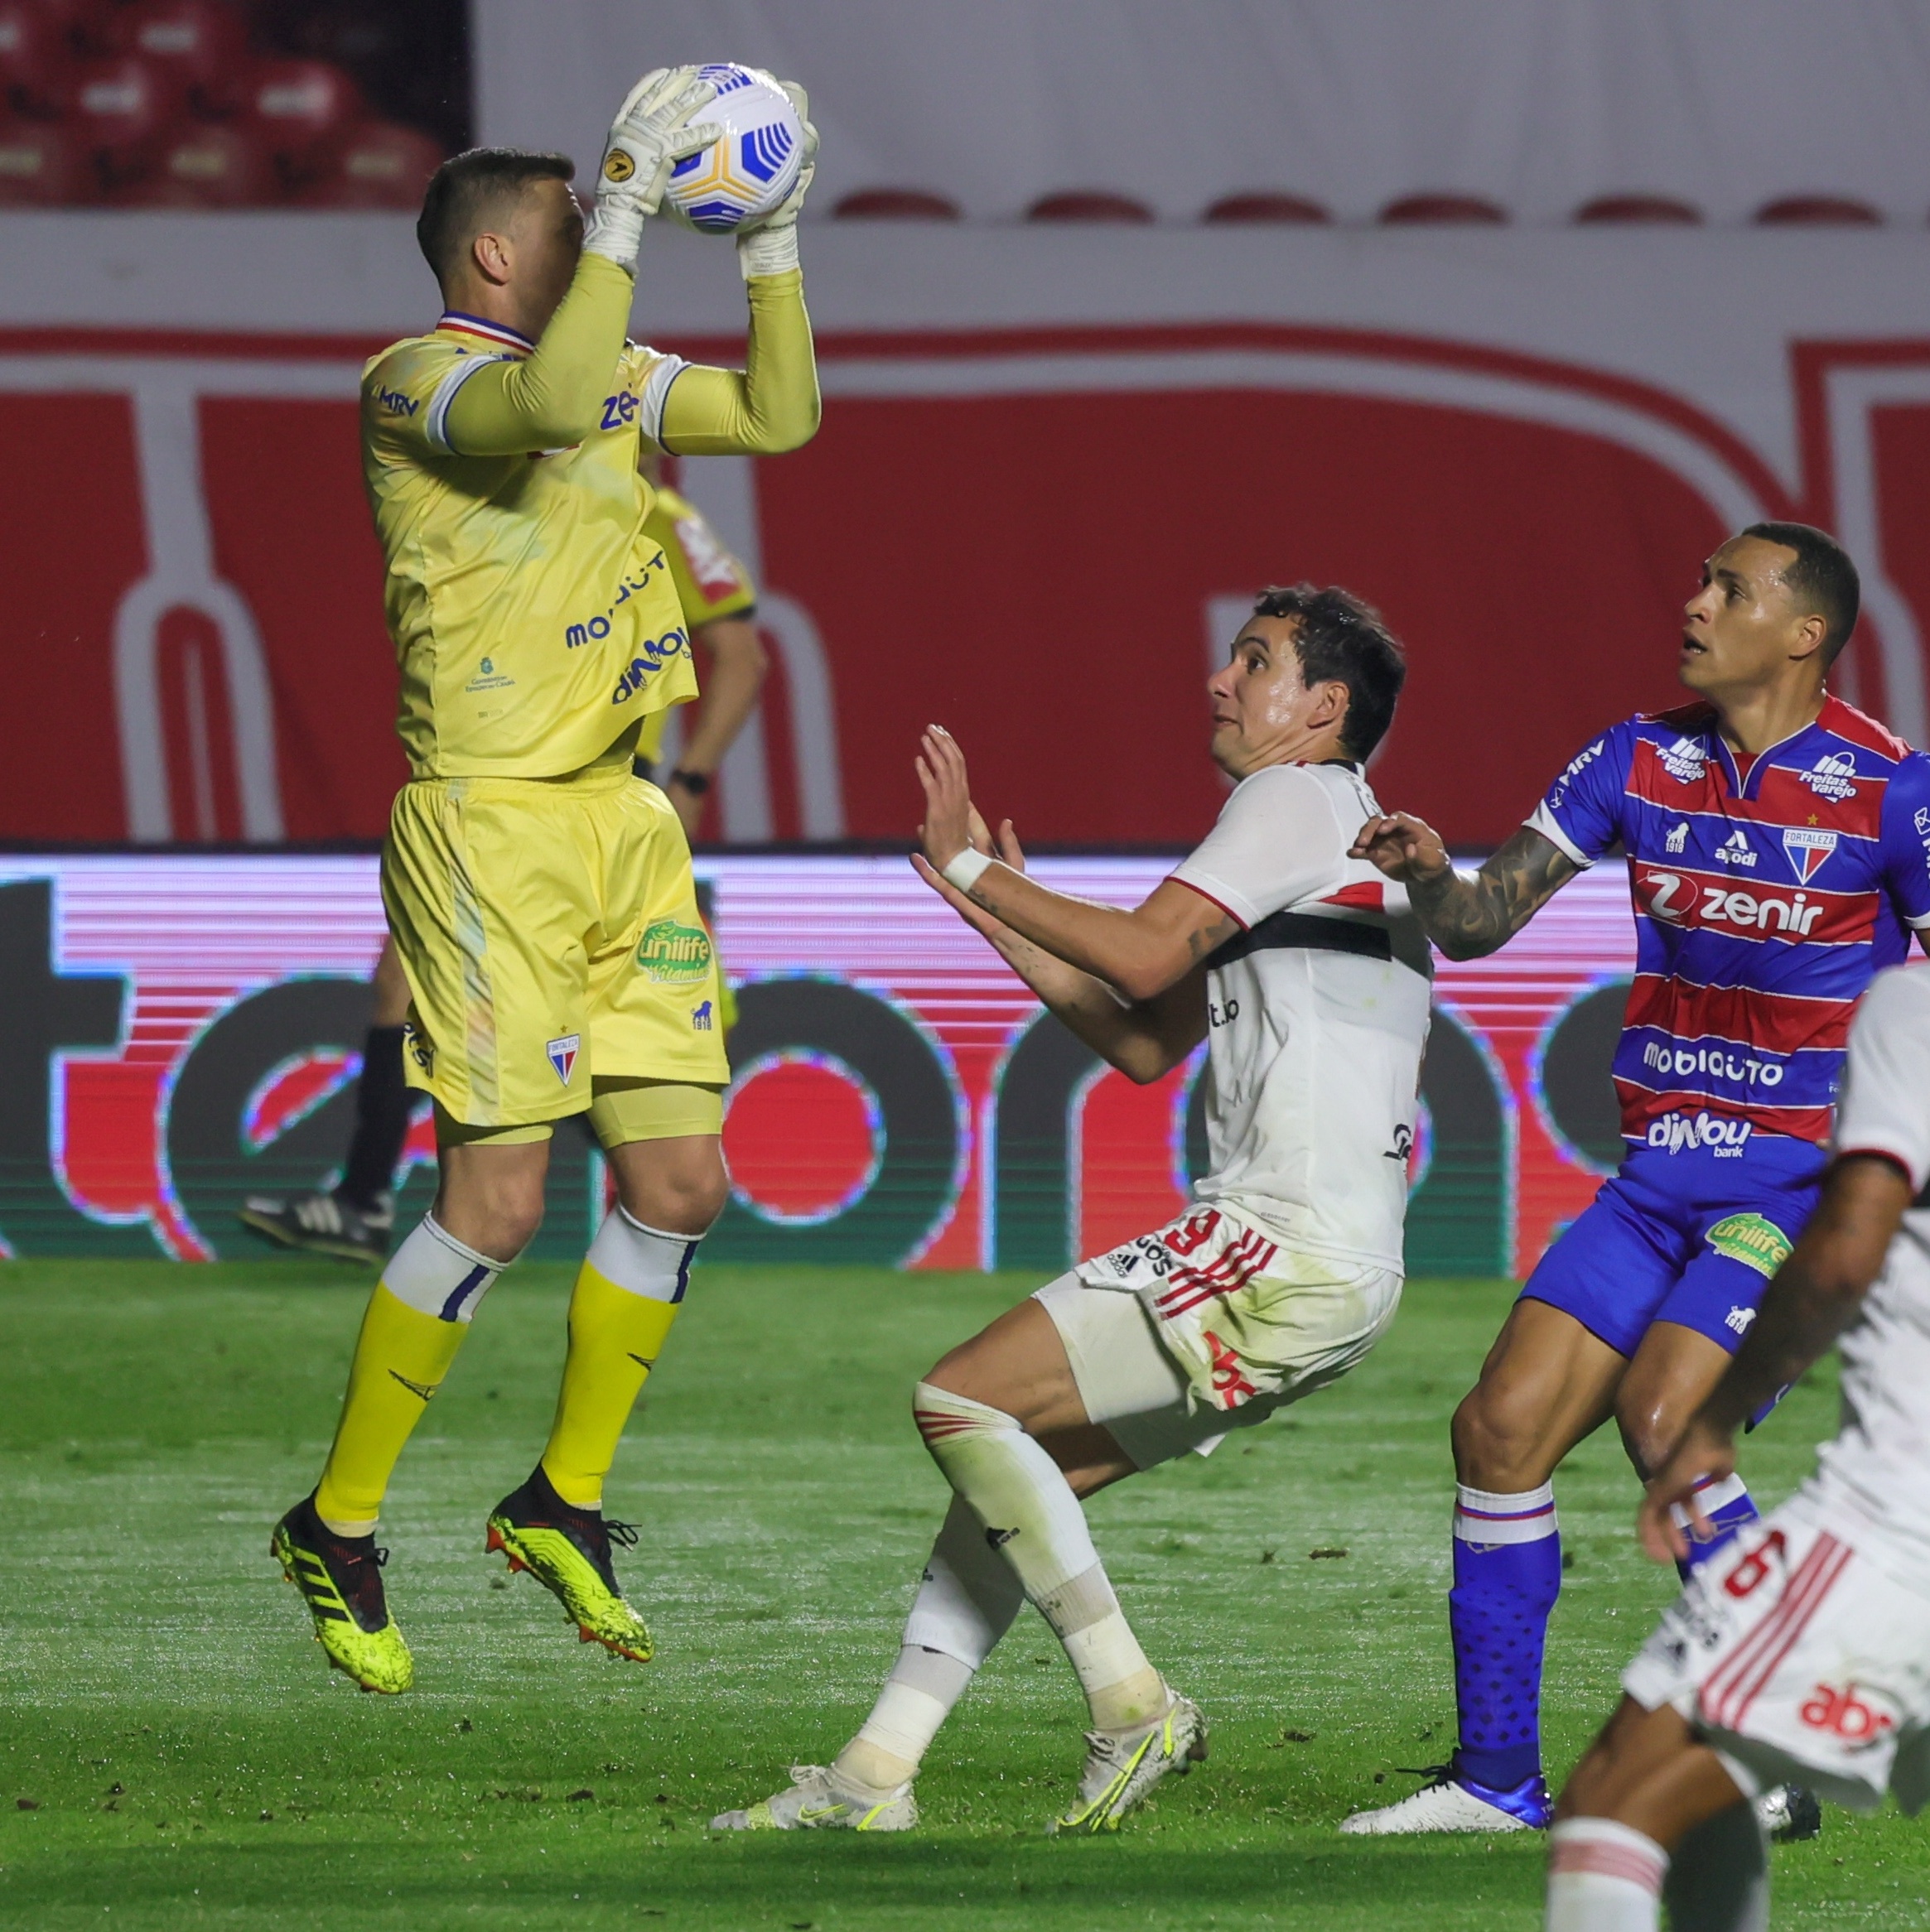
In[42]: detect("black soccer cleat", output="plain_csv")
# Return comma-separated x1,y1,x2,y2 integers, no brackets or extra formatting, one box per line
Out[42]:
268,1493,413,1693
238,1189,393,1265
485,1465,653,1661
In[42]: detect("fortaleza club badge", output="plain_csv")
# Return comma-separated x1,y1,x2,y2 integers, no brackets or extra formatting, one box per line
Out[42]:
546,1033,581,1085
1782,826,1838,884
636,917,713,983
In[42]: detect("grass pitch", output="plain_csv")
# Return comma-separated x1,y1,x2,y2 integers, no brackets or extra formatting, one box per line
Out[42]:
1,1261,1926,1930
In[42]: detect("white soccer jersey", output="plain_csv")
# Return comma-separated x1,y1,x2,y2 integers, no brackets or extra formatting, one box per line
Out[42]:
1169,761,1432,1271
1800,962,1930,1597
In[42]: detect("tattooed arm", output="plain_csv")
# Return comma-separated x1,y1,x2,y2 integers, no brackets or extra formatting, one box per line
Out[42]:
1349,816,1579,960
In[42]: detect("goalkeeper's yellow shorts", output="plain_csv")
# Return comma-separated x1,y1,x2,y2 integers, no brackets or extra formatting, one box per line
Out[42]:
382,763,729,1129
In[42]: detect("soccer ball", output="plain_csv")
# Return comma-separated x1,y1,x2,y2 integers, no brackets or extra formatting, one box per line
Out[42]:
661,64,803,234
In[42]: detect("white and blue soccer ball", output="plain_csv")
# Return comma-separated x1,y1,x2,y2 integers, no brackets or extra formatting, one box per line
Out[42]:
662,64,803,234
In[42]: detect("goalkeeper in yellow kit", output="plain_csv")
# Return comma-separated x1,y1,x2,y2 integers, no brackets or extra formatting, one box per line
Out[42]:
269,68,819,1694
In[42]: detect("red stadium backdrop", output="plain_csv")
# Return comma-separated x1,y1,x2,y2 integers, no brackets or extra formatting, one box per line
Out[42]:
0,854,1637,1275
5,320,1930,850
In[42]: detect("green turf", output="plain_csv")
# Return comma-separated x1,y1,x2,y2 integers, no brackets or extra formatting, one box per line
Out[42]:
1,1260,1925,1930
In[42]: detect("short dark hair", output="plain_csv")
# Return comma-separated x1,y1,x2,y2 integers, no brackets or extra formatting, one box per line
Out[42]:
1741,521,1860,665
416,147,575,288
1250,583,1407,760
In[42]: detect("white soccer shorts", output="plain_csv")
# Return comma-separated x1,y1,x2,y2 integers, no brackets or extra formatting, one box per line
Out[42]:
1624,1504,1930,1814
1035,1202,1402,1472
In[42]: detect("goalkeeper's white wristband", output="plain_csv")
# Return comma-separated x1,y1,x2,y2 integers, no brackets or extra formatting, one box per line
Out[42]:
736,223,800,280
943,848,993,894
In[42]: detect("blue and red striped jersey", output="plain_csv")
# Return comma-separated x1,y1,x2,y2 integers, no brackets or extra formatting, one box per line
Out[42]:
1527,696,1930,1147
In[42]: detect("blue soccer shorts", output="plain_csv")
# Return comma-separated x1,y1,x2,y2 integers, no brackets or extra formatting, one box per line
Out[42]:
1519,1136,1826,1359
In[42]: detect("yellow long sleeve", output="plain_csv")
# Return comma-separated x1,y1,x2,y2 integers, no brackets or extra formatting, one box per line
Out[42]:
442,253,635,455
659,269,821,455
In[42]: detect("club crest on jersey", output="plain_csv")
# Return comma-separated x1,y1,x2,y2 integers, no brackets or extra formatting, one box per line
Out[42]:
1801,751,1858,802
1714,828,1756,868
546,1033,581,1085
1782,826,1838,883
1659,735,1707,783
1665,821,1688,853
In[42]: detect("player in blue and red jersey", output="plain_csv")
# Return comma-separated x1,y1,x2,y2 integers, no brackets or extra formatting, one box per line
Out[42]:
1339,523,1930,1837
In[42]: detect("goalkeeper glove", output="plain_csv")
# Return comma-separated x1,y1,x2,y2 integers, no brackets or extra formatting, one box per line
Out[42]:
582,66,721,268
735,75,817,280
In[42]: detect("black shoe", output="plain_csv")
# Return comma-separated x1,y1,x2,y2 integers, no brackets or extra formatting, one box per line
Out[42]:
1759,1782,1823,1842
238,1189,393,1264
485,1465,651,1661
268,1494,413,1692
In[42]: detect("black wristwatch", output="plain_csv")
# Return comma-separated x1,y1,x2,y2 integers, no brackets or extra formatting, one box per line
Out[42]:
668,768,712,796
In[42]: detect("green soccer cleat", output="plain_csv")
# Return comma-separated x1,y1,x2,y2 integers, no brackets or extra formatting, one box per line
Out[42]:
1048,1691,1208,1833
269,1494,413,1694
485,1465,653,1662
710,1764,917,1833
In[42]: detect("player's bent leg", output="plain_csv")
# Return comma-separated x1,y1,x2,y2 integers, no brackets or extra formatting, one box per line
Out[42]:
237,937,419,1263
273,1135,538,1689
1345,1298,1626,1834
712,1491,1025,1833
1619,1323,1763,1573
492,1087,726,1663
919,1293,1209,1832
1549,1698,1759,1932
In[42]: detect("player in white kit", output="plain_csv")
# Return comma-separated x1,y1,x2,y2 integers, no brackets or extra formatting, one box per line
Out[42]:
1546,962,1930,1930
712,584,1425,1835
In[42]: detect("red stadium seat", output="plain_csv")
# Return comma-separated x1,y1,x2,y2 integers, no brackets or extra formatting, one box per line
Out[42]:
108,0,248,114
1572,194,1703,224
1379,193,1509,224
832,186,962,219
1202,192,1330,224
65,54,186,166
0,0,92,113
109,119,278,206
1026,190,1153,223
239,57,363,169
294,120,443,209
1754,195,1883,225
0,117,97,204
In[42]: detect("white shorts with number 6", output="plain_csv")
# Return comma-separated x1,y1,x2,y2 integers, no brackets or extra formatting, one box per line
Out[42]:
1624,1502,1930,1814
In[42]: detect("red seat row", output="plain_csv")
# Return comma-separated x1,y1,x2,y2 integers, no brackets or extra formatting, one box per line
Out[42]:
832,188,1899,227
0,0,442,206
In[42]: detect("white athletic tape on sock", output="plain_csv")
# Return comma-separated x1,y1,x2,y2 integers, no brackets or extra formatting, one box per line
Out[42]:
381,1214,504,1323
585,1204,701,1303
1455,1481,1559,1544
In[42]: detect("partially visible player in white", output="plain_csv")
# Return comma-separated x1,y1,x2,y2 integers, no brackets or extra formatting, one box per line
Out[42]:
1547,961,1930,1930
712,583,1425,1834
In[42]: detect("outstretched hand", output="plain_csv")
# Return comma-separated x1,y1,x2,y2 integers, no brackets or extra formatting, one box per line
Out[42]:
912,796,1029,944
1349,811,1454,885
915,725,982,871
1636,1417,1736,1564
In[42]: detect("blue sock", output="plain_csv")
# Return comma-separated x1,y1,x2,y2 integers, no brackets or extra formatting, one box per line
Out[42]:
1448,1482,1561,1793
1676,1472,1759,1582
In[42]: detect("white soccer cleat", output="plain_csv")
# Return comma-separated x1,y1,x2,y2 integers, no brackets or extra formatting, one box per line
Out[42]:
1340,1771,1542,1835
709,1763,916,1833
1048,1691,1209,1834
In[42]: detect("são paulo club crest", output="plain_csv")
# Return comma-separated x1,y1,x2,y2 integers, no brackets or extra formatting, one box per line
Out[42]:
1782,826,1838,884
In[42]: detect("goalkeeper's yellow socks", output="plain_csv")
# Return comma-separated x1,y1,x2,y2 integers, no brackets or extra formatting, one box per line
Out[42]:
541,1207,698,1510
315,1216,505,1533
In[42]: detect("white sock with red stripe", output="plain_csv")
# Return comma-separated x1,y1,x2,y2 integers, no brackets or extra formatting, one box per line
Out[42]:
1546,1819,1665,1930
911,1382,1167,1732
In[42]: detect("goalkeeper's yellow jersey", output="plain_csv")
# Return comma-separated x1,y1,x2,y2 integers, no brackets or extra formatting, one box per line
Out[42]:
361,253,813,781
635,483,758,768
